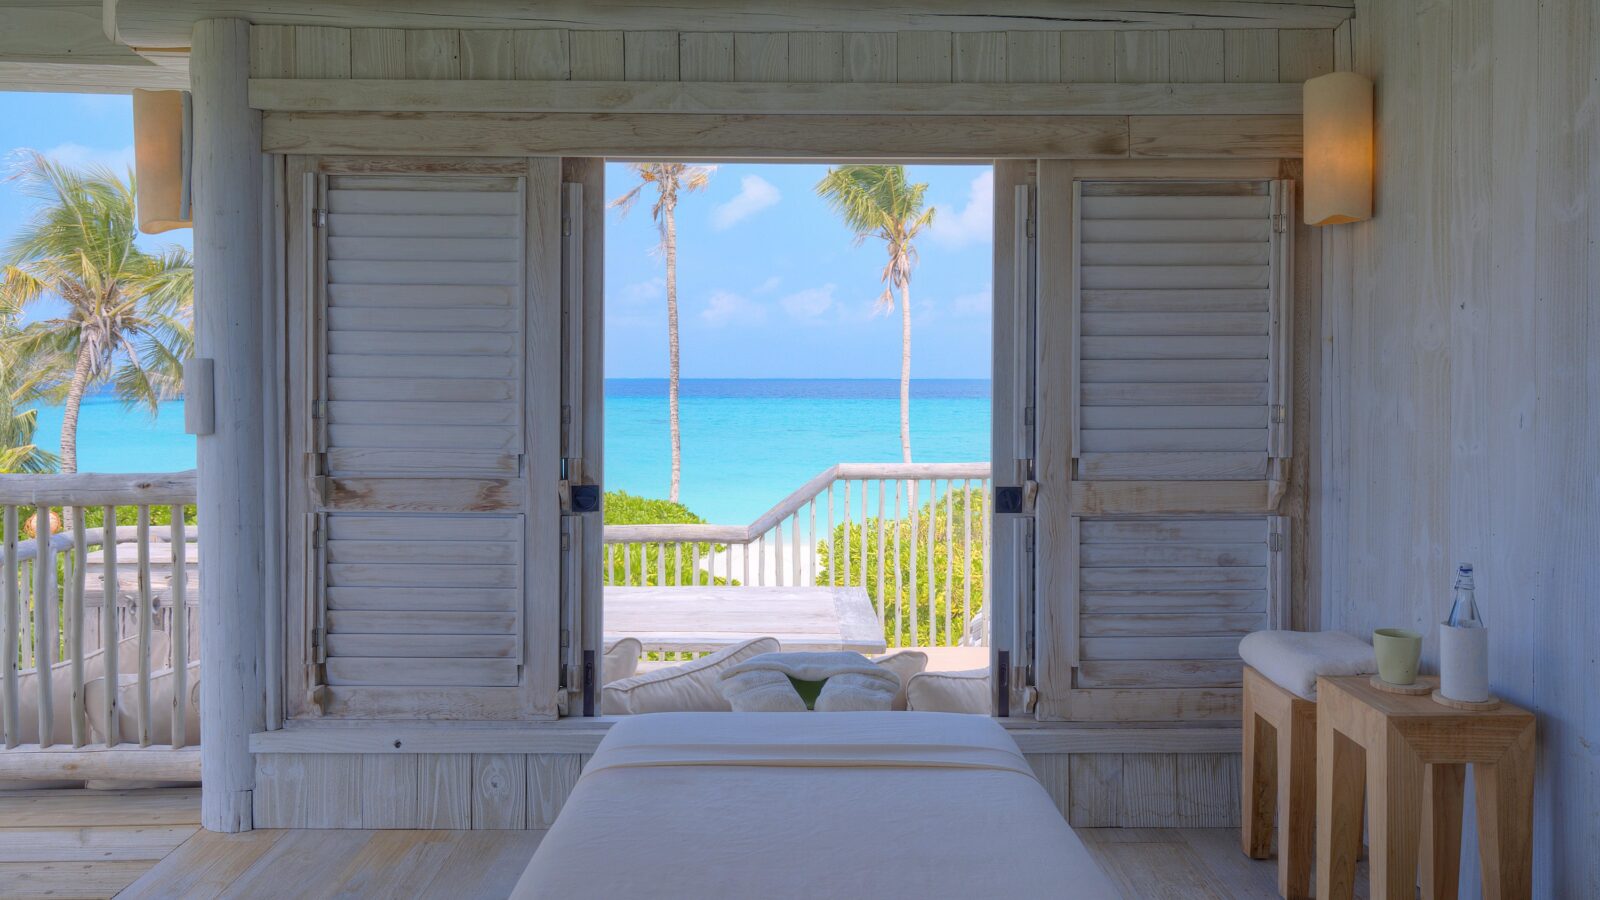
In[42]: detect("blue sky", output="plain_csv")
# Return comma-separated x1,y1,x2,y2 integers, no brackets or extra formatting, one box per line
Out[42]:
2,93,992,378
0,92,194,326
604,161,993,378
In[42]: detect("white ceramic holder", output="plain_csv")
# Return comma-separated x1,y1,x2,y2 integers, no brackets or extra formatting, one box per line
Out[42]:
1438,623,1489,702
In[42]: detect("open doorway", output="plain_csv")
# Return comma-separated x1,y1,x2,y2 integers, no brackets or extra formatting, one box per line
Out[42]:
597,161,995,713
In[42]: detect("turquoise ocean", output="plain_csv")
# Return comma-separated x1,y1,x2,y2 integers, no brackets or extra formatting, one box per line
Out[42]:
33,379,991,524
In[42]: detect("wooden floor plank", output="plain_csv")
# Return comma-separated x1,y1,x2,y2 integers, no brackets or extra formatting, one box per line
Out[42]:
416,830,544,899
1177,827,1283,900
116,829,286,900
215,829,374,899
0,789,201,827
325,829,461,896
1088,840,1236,900
0,860,151,899
0,825,197,862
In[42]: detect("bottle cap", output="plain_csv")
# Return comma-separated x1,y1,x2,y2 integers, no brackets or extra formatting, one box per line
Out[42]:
1457,563,1473,576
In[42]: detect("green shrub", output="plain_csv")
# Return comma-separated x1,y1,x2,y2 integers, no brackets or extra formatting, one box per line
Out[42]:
602,491,729,587
816,486,987,648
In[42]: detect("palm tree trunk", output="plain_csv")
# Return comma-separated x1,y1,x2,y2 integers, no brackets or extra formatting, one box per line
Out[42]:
59,343,96,476
898,282,913,464
664,197,682,503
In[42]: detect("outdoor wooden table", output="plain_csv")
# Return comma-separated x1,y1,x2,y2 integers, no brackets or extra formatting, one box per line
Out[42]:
1315,675,1536,900
603,585,887,655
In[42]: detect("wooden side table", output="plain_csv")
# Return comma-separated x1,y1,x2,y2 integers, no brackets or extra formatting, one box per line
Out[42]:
1314,675,1535,900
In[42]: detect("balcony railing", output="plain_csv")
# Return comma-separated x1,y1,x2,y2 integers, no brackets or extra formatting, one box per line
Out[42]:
0,472,199,763
602,462,992,650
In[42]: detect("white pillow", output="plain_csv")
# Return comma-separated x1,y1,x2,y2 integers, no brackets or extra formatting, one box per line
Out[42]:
906,667,991,715
602,637,780,715
602,638,642,686
85,661,202,746
871,650,929,711
17,631,169,745
1238,630,1376,701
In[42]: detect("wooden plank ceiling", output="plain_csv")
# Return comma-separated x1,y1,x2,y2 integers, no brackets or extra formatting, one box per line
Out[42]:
104,1,1356,48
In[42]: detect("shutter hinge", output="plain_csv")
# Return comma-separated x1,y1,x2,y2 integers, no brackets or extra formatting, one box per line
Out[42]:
560,532,571,552
1023,406,1035,426
1269,531,1285,553
1025,216,1036,239
1271,404,1287,424
311,626,326,660
311,399,327,420
561,214,573,237
310,519,325,550
1272,212,1287,234
561,405,572,425
314,208,328,228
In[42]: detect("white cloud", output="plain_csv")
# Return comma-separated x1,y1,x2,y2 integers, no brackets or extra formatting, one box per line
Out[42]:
926,170,994,249
711,175,781,230
619,276,664,306
700,290,765,326
40,143,136,175
951,288,992,317
780,284,837,321
754,275,783,295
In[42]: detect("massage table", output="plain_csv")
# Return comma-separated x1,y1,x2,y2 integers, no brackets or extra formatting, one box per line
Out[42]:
512,712,1119,899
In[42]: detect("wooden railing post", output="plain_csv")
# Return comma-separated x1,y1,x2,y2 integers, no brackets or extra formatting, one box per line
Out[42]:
192,17,267,833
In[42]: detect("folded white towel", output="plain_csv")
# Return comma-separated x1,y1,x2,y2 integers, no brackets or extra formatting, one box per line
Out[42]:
1239,630,1377,701
718,652,901,712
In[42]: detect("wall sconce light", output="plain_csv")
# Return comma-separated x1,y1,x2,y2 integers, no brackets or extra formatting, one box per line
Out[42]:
132,89,193,234
1302,71,1374,226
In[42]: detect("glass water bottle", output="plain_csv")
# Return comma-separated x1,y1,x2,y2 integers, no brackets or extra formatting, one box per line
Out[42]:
1439,563,1490,701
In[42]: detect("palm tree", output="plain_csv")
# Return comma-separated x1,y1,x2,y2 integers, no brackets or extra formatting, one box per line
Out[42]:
0,152,193,476
0,297,57,474
609,163,714,503
815,165,935,463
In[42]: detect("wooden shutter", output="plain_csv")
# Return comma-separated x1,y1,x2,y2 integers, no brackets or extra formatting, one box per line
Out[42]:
1066,515,1287,719
289,160,561,720
1072,180,1292,480
1033,168,1295,723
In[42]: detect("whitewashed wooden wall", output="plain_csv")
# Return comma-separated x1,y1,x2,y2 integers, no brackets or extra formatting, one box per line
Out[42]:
247,25,1335,84
1319,1,1599,895
252,748,1236,829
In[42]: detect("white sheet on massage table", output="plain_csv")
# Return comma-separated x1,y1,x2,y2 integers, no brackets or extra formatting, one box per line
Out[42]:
512,712,1119,899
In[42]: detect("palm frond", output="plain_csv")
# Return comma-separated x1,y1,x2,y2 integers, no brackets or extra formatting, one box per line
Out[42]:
1,152,194,430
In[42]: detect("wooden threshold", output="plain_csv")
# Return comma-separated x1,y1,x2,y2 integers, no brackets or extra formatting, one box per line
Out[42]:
249,79,1304,117
249,718,1238,755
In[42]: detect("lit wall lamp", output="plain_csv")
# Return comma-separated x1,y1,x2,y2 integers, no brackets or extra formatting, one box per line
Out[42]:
1302,71,1374,226
132,89,193,234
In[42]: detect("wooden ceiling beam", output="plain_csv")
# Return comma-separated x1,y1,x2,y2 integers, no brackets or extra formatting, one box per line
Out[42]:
107,0,1355,48
249,79,1304,117
0,2,187,92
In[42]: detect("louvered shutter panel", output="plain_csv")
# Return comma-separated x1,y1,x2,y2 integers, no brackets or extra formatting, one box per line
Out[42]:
1072,180,1292,480
305,171,545,719
1074,516,1286,694
1046,177,1294,722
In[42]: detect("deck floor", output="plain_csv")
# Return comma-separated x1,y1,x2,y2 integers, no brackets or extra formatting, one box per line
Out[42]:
0,788,1371,898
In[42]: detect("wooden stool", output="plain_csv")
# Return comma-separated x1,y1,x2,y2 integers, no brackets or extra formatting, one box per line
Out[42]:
1241,665,1318,899
1315,674,1536,900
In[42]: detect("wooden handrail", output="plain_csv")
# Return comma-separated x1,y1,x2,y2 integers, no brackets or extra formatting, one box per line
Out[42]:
0,471,197,506
603,462,992,544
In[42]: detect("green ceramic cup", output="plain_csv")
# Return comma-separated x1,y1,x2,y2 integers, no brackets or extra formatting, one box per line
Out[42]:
1373,628,1423,685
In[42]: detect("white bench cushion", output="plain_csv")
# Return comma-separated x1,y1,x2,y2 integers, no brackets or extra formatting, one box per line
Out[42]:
602,637,780,715
906,667,991,714
1239,630,1377,701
